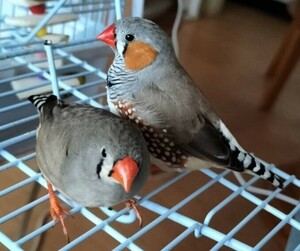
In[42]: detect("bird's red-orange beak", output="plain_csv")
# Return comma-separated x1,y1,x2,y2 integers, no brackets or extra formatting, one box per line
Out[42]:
97,24,116,48
112,156,139,193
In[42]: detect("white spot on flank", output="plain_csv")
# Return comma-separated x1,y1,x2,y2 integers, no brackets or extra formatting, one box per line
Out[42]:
163,129,167,133
165,151,170,156
163,138,169,143
128,108,132,114
169,142,175,146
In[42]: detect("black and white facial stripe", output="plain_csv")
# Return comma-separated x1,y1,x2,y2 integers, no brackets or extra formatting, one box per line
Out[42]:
96,147,107,179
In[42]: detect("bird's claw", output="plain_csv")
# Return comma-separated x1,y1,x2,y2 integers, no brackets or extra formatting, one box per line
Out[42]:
47,182,71,243
49,203,70,242
125,198,143,228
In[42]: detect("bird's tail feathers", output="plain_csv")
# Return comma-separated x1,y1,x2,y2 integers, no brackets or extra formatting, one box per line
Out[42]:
28,94,58,112
230,148,284,188
219,121,284,188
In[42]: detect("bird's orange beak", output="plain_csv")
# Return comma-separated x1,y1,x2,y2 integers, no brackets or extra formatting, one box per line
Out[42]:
97,24,116,48
112,156,139,193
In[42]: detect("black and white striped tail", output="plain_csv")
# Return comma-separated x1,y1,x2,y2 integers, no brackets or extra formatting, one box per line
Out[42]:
28,94,58,111
230,149,284,188
219,121,285,189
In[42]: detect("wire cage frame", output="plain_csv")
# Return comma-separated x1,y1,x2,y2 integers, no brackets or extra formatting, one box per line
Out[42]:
1,0,300,250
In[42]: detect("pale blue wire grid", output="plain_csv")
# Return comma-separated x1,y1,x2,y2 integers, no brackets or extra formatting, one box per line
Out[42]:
0,0,120,60
1,0,300,250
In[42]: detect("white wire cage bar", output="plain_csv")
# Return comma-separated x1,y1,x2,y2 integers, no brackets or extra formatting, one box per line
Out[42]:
0,0,125,62
1,0,300,250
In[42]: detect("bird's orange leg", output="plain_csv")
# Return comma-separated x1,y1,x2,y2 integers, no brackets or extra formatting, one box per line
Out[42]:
125,198,143,228
47,181,70,242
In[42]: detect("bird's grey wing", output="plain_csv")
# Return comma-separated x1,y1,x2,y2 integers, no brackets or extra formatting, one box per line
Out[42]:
133,83,231,166
177,115,231,165
36,104,88,186
36,122,72,185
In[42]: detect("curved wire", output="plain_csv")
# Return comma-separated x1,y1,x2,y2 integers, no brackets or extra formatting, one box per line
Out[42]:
172,0,183,58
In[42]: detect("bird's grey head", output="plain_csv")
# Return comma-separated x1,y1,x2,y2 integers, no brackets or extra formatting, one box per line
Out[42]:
98,17,178,98
114,17,173,57
91,119,150,194
98,17,175,73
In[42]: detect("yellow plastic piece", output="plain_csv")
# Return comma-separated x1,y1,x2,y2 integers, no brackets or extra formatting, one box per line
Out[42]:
36,27,47,37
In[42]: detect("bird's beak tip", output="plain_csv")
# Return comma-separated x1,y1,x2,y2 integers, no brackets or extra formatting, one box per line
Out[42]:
97,23,116,48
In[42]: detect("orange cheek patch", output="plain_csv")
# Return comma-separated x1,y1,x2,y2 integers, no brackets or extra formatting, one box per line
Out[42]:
124,41,157,71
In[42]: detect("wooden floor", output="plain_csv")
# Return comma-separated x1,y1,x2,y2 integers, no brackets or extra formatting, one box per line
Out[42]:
1,1,300,250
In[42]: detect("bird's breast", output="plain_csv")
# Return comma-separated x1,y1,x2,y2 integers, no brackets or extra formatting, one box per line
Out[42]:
107,98,120,116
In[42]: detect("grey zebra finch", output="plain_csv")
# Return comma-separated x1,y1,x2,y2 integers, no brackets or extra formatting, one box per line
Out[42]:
28,94,150,239
97,17,285,189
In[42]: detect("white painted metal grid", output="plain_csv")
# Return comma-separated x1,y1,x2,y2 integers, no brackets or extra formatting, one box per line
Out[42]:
1,0,300,250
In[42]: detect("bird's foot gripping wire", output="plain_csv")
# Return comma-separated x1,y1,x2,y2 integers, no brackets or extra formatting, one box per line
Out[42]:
125,198,143,228
47,182,71,243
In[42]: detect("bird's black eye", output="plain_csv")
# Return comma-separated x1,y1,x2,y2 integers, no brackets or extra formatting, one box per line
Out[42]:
101,148,107,158
125,34,135,42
